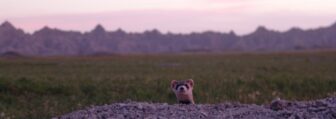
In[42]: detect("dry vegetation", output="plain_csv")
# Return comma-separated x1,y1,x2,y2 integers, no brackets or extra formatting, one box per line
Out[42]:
0,51,336,118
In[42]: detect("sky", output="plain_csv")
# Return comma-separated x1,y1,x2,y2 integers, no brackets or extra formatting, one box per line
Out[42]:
1,0,336,34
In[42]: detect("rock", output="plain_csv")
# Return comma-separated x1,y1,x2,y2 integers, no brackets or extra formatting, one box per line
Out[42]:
270,98,288,111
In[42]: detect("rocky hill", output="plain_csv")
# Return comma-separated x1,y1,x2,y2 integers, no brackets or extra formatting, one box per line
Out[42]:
1,21,336,56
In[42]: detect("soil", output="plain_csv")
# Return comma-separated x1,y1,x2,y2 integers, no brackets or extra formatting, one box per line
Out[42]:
56,97,336,119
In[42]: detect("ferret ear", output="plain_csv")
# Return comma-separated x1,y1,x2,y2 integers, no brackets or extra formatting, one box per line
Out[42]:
187,79,194,87
171,80,177,88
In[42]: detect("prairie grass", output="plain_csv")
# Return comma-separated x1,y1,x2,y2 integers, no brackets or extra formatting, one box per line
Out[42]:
0,51,336,118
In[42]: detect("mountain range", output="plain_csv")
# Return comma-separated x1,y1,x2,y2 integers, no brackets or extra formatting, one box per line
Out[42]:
1,21,336,56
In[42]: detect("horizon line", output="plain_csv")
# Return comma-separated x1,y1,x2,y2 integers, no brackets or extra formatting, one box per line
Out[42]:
2,20,336,36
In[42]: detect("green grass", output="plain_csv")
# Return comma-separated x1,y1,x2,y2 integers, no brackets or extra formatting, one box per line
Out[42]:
0,51,336,118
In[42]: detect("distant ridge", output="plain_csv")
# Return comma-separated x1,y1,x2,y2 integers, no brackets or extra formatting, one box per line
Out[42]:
0,21,336,56
0,51,25,58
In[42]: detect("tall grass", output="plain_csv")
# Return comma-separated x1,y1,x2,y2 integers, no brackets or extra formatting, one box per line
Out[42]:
0,52,335,118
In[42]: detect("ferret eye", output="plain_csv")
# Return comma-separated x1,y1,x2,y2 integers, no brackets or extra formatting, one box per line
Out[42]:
175,84,181,90
184,84,189,89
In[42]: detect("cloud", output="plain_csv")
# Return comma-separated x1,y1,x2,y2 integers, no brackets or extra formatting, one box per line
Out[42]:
2,0,336,35
6,10,336,35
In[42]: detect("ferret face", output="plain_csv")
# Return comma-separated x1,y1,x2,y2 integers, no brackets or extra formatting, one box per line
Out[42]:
171,79,194,94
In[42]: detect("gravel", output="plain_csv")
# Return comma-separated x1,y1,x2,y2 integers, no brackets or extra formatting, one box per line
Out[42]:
55,97,336,119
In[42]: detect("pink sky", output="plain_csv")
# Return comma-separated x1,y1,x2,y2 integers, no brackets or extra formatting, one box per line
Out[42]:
1,0,336,34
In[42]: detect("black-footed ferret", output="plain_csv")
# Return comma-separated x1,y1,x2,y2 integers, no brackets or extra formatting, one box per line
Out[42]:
171,79,195,104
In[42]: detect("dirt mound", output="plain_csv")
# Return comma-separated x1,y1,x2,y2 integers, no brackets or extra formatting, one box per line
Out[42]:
56,97,336,119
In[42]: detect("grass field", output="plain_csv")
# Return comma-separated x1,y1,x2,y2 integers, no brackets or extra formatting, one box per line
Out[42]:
0,51,336,119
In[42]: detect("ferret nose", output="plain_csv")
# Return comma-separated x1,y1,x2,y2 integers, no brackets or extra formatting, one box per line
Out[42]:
179,87,185,92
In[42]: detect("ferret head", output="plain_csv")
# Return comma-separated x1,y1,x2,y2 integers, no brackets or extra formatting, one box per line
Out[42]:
171,79,194,94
